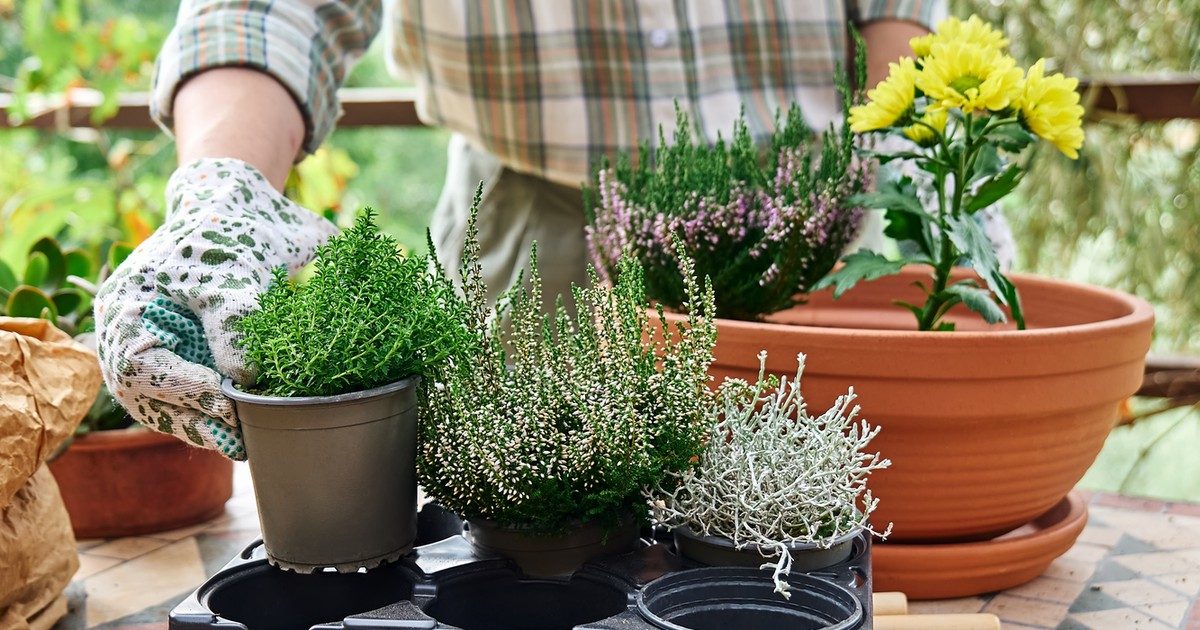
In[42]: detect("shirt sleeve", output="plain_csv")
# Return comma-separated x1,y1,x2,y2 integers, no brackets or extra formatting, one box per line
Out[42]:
850,0,947,32
151,0,384,154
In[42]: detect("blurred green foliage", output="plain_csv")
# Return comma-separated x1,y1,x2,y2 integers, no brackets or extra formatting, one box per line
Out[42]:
956,0,1200,354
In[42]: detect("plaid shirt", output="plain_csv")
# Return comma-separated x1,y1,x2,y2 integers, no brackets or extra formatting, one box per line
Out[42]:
154,0,944,186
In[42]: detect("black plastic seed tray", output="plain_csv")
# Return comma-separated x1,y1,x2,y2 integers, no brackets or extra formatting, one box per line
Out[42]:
168,507,872,630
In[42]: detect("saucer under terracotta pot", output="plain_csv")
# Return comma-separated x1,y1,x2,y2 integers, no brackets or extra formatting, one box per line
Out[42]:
665,267,1152,543
873,491,1089,599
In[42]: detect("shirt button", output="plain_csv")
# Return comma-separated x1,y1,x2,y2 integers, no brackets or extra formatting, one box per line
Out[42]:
649,28,670,49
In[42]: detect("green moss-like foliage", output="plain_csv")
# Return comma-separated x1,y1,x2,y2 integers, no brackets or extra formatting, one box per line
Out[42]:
237,210,473,397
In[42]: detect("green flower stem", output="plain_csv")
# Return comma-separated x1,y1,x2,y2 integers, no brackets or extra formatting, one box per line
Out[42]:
916,113,984,331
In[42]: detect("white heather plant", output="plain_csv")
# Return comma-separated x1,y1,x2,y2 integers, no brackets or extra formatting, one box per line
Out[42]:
418,199,717,536
652,351,891,596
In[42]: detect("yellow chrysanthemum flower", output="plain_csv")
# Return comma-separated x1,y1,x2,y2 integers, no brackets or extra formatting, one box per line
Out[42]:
1018,59,1085,159
916,42,1023,113
903,109,948,146
849,57,919,133
910,15,1010,59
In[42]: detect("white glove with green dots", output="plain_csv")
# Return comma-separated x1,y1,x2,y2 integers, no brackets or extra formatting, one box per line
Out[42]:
95,158,336,460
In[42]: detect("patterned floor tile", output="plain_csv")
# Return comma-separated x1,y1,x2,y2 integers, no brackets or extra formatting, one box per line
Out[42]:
85,539,206,627
983,594,1070,627
1114,551,1200,576
1135,601,1190,626
1005,576,1089,605
85,537,170,561
73,554,123,580
1070,608,1176,629
1092,578,1188,606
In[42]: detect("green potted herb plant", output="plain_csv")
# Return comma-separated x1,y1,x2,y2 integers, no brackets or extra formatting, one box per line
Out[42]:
419,204,717,577
651,351,890,597
225,210,472,573
1,236,234,538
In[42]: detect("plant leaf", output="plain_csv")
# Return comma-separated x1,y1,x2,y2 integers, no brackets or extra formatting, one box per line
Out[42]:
944,215,1024,328
945,282,1007,324
0,260,16,292
883,208,936,260
990,125,1037,152
7,286,58,321
23,252,49,287
966,165,1023,213
107,242,135,271
64,248,95,279
30,237,67,290
52,288,88,317
814,250,908,298
849,189,926,218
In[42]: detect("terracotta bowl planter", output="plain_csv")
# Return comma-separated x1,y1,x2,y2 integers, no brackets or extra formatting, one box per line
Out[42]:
665,267,1152,542
48,427,233,539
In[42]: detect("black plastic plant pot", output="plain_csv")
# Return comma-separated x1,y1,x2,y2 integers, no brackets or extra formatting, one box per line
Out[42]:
637,567,865,630
422,563,633,630
221,377,421,573
184,542,423,630
466,516,639,578
671,525,858,573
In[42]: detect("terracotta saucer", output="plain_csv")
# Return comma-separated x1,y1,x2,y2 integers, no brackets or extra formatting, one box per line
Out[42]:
872,491,1088,600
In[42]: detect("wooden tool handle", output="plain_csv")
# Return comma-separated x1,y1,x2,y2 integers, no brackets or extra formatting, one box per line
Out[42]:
873,613,1001,630
872,592,908,616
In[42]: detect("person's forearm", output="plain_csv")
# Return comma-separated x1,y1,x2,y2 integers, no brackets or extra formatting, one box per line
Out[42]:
859,20,931,87
174,68,306,190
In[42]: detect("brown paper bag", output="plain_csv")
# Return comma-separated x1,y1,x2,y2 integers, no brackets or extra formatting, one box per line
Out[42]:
0,317,101,628
0,317,101,506
0,466,80,630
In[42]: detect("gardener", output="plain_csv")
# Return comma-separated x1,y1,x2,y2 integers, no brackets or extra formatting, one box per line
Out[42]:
95,0,943,459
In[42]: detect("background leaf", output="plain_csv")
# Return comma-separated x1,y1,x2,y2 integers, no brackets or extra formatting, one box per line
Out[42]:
6,285,57,320
813,250,909,298
945,281,1007,324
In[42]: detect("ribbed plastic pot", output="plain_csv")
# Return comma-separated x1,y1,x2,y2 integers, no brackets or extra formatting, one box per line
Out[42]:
637,567,865,630
660,268,1153,542
222,377,420,573
466,516,640,578
671,525,858,573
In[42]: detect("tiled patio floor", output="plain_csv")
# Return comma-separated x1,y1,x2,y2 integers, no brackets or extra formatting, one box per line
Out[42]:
69,464,1200,629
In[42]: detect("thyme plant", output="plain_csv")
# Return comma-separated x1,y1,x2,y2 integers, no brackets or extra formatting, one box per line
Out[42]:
237,210,473,397
652,352,891,596
419,201,717,534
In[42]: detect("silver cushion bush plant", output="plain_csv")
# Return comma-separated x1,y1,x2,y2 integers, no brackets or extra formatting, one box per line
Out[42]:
651,351,891,596
419,197,718,535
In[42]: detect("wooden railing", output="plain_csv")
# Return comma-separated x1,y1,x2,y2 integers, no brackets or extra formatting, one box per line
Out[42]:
3,76,1198,130
2,77,1199,407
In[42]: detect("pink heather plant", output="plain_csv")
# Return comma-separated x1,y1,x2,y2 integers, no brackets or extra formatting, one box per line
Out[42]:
586,103,869,321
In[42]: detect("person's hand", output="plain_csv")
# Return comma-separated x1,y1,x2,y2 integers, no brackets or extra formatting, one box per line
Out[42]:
94,158,336,459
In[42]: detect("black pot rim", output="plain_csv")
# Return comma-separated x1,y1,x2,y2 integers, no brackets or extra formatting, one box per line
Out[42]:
636,566,864,630
220,376,421,407
673,523,862,554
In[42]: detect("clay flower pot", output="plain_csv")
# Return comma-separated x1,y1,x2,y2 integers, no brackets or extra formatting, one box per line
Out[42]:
48,426,233,539
665,267,1153,542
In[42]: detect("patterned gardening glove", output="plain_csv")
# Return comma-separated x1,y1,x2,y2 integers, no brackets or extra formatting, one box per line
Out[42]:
94,158,337,460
